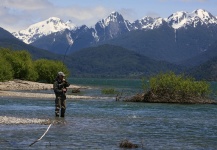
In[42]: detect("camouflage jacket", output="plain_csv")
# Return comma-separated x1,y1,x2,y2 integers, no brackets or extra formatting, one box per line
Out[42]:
53,79,70,96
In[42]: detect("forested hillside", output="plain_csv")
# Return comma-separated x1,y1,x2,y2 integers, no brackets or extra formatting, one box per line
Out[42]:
67,44,182,77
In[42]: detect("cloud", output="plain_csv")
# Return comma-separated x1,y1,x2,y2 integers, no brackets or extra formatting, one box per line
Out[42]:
180,0,208,2
160,0,208,2
49,6,109,22
0,0,110,32
1,0,51,10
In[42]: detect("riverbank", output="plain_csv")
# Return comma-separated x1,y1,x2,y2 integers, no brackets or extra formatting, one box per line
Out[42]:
123,91,217,104
0,79,97,99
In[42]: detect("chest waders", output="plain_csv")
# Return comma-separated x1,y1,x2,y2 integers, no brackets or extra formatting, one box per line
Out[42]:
55,93,66,117
53,79,70,117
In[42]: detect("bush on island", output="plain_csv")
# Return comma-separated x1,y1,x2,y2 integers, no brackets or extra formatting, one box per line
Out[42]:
126,72,215,104
149,72,210,99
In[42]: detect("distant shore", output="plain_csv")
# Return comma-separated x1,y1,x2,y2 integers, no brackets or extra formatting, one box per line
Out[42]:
0,79,98,99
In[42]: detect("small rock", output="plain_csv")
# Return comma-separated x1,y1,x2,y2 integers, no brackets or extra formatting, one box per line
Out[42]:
71,88,80,93
119,140,138,148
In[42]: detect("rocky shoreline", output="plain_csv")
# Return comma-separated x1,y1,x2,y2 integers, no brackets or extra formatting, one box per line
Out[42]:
123,91,217,104
0,79,96,99
0,79,64,91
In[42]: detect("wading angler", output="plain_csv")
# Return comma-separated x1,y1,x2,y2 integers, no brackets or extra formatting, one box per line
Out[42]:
53,72,70,117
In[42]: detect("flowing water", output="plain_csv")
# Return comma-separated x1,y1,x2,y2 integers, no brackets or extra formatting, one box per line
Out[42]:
0,78,217,150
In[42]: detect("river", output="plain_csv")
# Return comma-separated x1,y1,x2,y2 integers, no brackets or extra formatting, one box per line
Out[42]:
0,78,217,149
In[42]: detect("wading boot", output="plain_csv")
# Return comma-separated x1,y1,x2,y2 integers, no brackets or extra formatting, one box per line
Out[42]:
55,112,60,117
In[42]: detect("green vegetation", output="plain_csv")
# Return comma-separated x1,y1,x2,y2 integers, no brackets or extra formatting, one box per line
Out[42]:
69,44,180,78
34,59,69,83
123,72,215,103
189,49,217,81
101,88,118,94
0,48,69,83
148,72,210,100
3,49,38,81
0,57,13,81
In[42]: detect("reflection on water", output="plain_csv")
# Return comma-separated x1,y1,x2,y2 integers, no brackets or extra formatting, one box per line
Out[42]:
0,97,217,149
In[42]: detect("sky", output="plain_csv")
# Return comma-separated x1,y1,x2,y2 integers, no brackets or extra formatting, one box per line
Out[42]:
0,0,217,32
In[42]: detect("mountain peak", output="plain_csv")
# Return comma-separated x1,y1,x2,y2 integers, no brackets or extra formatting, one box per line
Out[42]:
192,9,217,24
132,16,166,30
46,17,61,22
167,9,217,29
167,11,188,29
109,11,122,17
193,9,209,16
13,17,77,44
101,11,124,26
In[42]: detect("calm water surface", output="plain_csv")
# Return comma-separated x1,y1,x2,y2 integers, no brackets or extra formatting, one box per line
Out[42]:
0,78,217,149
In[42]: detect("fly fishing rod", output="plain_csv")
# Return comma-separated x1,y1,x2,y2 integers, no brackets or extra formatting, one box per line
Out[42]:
63,44,71,64
62,31,87,64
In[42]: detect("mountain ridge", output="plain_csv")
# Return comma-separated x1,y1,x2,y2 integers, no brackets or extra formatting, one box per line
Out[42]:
2,21,217,80
13,9,217,45
2,8,217,70
67,44,181,77
0,27,61,60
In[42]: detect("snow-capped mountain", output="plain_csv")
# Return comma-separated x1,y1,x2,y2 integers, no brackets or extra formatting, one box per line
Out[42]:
96,11,131,30
12,17,76,44
94,11,132,41
12,9,217,45
167,9,217,29
131,16,168,30
11,8,217,64
131,16,156,30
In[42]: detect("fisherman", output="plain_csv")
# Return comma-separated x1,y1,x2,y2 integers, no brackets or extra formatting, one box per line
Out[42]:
53,71,70,117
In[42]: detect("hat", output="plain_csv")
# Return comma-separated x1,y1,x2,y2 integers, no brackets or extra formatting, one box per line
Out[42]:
58,71,65,77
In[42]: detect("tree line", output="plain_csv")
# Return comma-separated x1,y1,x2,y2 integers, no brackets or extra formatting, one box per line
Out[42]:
0,48,69,83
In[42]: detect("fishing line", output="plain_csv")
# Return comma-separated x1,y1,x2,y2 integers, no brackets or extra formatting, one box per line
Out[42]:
63,31,87,64
29,123,52,146
63,45,71,64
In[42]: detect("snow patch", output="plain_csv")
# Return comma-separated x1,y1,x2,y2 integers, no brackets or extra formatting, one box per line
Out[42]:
92,29,99,42
66,33,73,46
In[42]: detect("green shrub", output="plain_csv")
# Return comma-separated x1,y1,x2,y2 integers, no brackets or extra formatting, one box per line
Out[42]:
148,72,210,99
101,88,118,94
0,57,13,81
34,59,69,83
0,48,38,81
0,48,70,83
12,50,38,81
